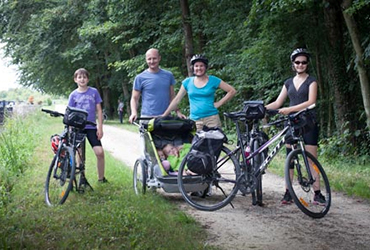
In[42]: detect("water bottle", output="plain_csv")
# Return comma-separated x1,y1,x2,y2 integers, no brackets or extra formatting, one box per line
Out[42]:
244,145,251,166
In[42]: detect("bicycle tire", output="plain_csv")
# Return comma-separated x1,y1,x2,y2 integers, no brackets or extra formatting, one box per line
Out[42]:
45,145,75,206
251,139,264,206
285,149,331,218
177,146,241,211
133,159,147,195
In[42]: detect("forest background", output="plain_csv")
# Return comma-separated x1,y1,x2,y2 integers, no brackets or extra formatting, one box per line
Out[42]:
1,0,370,160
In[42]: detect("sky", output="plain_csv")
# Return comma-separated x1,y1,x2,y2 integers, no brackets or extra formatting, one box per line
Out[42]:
0,43,20,91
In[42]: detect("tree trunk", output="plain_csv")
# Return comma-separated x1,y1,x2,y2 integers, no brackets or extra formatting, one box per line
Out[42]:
341,0,370,130
323,0,352,132
180,0,194,76
121,81,131,116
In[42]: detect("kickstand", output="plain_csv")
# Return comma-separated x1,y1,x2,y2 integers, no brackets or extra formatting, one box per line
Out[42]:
215,183,235,209
78,173,94,192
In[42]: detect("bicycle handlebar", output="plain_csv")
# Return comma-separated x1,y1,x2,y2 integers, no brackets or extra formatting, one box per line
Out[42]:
41,108,64,117
41,108,96,126
264,104,316,128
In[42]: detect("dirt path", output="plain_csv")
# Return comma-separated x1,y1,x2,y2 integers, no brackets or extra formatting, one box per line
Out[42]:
102,124,370,250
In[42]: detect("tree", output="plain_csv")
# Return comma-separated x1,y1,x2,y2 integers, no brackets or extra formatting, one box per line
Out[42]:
180,0,194,76
341,0,370,130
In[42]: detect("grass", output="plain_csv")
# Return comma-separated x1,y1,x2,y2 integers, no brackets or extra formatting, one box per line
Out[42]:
0,109,215,250
267,147,370,200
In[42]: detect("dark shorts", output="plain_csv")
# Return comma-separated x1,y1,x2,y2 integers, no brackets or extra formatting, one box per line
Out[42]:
84,129,102,147
303,123,319,146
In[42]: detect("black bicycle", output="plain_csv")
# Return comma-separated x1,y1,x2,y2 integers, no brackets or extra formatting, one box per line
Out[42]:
236,101,268,206
224,103,331,218
42,107,95,206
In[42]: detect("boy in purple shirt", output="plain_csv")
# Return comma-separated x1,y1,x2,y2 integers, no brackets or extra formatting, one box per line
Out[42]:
68,68,107,183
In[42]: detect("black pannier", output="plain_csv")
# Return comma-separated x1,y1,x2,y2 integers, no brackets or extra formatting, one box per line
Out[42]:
146,116,196,149
63,106,88,129
146,116,195,135
186,127,227,175
243,100,265,120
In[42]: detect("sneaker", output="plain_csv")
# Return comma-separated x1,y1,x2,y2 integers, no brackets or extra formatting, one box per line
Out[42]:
98,177,108,183
313,193,326,206
281,190,293,204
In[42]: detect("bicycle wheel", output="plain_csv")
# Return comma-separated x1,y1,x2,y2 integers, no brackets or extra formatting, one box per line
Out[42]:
285,149,331,218
45,145,75,206
178,146,241,211
251,139,264,206
133,159,147,195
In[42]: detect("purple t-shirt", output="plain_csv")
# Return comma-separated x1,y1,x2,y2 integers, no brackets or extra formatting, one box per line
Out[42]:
68,87,102,129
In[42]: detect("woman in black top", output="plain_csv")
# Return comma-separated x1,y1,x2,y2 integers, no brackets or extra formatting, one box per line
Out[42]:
266,48,324,205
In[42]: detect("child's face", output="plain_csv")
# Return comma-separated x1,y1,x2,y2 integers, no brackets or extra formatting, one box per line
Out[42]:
157,150,165,159
163,144,179,157
74,73,89,87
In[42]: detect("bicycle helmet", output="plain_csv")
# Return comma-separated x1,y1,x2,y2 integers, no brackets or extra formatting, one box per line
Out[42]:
50,134,60,154
290,48,311,62
190,54,209,67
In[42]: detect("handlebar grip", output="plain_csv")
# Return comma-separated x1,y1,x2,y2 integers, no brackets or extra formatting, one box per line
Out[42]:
266,109,279,116
41,108,64,117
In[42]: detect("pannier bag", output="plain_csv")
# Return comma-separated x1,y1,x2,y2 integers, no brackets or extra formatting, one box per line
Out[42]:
63,106,88,129
243,100,265,120
186,127,227,174
146,115,196,135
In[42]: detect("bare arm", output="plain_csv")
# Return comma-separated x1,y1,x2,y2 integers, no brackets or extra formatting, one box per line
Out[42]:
265,85,288,110
214,80,236,109
129,90,141,123
278,81,317,115
162,85,187,117
170,85,186,118
96,103,104,140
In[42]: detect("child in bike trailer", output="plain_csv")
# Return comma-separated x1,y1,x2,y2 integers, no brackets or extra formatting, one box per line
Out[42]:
161,143,194,176
265,48,325,205
68,68,107,183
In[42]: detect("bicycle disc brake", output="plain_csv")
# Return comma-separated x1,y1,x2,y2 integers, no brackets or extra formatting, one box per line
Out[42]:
299,177,311,192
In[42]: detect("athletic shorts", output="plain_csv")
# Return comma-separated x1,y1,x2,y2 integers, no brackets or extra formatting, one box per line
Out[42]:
303,123,319,146
84,129,102,147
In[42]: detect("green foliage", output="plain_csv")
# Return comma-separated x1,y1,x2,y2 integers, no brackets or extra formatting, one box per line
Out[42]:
0,111,38,208
319,123,370,161
1,0,370,157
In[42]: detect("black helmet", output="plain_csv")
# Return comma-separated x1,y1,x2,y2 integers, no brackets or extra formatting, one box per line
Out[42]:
290,48,311,62
190,54,209,67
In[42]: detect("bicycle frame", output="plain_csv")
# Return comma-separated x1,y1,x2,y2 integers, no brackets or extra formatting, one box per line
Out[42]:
223,107,317,187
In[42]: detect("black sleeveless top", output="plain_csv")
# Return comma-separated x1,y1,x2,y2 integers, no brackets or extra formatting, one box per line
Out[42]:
284,75,316,106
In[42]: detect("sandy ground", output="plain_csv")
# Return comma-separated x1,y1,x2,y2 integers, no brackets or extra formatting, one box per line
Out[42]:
102,124,370,250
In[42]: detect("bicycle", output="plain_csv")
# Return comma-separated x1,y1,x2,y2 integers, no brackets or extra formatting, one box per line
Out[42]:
42,107,95,206
177,103,331,218
236,101,269,206
226,103,331,218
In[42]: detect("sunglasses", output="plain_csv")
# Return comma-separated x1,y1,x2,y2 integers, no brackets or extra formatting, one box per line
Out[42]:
294,61,308,65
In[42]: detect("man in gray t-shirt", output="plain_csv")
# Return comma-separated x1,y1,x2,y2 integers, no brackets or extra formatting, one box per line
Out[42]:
129,48,183,123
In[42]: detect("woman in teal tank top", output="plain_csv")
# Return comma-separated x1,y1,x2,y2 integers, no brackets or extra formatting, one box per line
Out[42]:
162,55,236,131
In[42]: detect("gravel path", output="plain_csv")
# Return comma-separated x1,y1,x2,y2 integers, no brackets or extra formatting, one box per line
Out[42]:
102,124,370,250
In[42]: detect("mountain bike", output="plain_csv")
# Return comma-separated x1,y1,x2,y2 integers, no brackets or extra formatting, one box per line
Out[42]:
224,103,331,218
42,107,95,206
235,101,268,206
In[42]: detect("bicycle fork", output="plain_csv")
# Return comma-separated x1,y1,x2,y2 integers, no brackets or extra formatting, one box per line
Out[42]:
291,141,316,188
